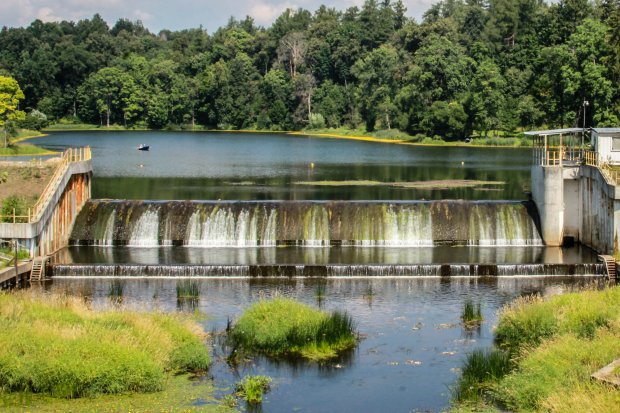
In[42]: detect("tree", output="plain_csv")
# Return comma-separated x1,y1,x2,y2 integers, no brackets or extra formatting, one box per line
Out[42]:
352,45,401,131
277,32,307,78
0,76,25,147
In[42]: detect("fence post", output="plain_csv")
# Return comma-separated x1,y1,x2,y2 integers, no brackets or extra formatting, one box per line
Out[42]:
12,208,15,224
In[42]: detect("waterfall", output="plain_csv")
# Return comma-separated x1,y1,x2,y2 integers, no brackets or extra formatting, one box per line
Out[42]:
128,209,159,247
70,200,543,247
50,263,604,278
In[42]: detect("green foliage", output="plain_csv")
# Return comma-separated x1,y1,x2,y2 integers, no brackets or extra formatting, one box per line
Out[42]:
453,348,512,403
176,280,201,300
19,110,49,131
0,2,619,135
0,76,26,147
1,196,28,222
495,287,620,354
455,286,620,412
230,298,356,360
0,292,211,399
461,299,483,326
235,375,272,404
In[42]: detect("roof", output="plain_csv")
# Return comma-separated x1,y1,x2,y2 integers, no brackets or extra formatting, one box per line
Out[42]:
591,128,620,135
524,128,583,136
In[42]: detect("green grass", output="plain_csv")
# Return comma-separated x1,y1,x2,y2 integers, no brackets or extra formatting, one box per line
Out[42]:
12,129,46,142
44,123,148,131
453,286,620,412
0,246,29,260
0,374,229,412
0,291,211,400
452,348,512,404
0,143,55,156
494,288,620,354
461,299,483,326
493,329,620,412
177,279,201,300
234,375,272,404
230,298,357,360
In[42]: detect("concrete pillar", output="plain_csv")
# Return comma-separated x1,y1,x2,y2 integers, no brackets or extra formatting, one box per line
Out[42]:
531,165,564,246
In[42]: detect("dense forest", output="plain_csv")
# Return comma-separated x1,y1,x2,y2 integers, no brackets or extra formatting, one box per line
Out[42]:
1,0,620,139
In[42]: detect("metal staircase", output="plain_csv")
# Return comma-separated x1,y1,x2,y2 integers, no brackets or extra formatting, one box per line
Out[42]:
598,255,616,280
30,256,48,282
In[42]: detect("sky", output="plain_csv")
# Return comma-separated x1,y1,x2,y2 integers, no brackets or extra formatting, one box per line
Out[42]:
0,0,439,33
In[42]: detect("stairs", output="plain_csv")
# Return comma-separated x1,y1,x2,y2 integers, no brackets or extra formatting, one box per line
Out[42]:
30,256,48,282
598,255,616,280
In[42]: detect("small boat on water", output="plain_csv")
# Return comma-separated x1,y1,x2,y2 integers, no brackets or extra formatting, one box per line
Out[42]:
137,144,150,151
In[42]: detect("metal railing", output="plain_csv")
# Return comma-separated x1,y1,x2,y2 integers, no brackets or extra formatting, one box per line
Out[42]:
0,147,91,224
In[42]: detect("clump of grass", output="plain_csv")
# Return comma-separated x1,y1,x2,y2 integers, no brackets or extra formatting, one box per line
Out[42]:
493,328,620,411
235,375,272,404
495,288,620,354
107,279,124,303
453,286,620,412
0,291,210,399
230,298,357,360
315,281,326,306
461,299,483,327
176,279,200,300
453,348,512,403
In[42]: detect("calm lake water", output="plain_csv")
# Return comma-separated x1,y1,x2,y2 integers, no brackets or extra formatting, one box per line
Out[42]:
26,131,598,412
26,131,532,200
47,277,599,413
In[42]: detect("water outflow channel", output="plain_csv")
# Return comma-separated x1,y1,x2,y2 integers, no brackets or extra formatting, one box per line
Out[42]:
53,199,603,277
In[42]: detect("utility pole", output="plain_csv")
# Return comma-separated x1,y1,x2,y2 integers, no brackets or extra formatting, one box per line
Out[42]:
582,99,589,150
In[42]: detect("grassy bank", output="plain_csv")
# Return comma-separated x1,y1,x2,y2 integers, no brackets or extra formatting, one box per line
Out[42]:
0,291,211,404
0,143,55,156
230,298,357,361
297,128,533,148
0,129,55,156
42,122,533,148
454,286,620,412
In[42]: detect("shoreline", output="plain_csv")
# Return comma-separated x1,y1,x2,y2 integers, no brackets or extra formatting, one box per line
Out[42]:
34,124,531,149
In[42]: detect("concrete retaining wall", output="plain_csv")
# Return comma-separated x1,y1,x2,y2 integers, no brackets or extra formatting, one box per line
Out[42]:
533,163,620,254
0,160,92,256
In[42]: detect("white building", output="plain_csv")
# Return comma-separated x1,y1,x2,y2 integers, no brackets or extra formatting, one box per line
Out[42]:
590,128,620,165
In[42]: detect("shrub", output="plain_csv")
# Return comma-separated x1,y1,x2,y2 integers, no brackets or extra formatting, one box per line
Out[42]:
309,113,326,129
230,298,356,360
0,291,210,398
1,196,28,223
235,375,272,404
453,348,512,403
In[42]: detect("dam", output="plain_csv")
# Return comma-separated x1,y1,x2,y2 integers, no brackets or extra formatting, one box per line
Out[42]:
2,130,618,278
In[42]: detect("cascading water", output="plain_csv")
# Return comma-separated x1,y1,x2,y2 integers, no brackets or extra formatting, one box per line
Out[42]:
70,200,543,247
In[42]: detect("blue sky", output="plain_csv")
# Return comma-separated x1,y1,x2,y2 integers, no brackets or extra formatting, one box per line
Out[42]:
1,0,438,32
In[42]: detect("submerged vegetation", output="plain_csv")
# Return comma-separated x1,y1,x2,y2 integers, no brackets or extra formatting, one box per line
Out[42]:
0,291,211,400
177,279,201,301
454,286,620,412
1,1,619,140
235,375,272,404
230,298,356,360
461,299,483,327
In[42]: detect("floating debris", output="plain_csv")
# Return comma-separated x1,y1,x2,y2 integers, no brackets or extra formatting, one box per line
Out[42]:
388,361,399,366
441,351,457,356
405,360,422,366
411,322,424,331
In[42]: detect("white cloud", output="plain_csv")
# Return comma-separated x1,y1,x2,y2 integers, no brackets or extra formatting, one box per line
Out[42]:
133,9,153,21
36,7,62,22
249,1,298,25
0,0,441,32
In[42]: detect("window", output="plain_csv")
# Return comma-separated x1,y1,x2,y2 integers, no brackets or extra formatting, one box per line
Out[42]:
612,137,620,151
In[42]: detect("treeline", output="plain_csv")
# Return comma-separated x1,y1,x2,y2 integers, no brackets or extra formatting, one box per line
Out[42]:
1,0,619,139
